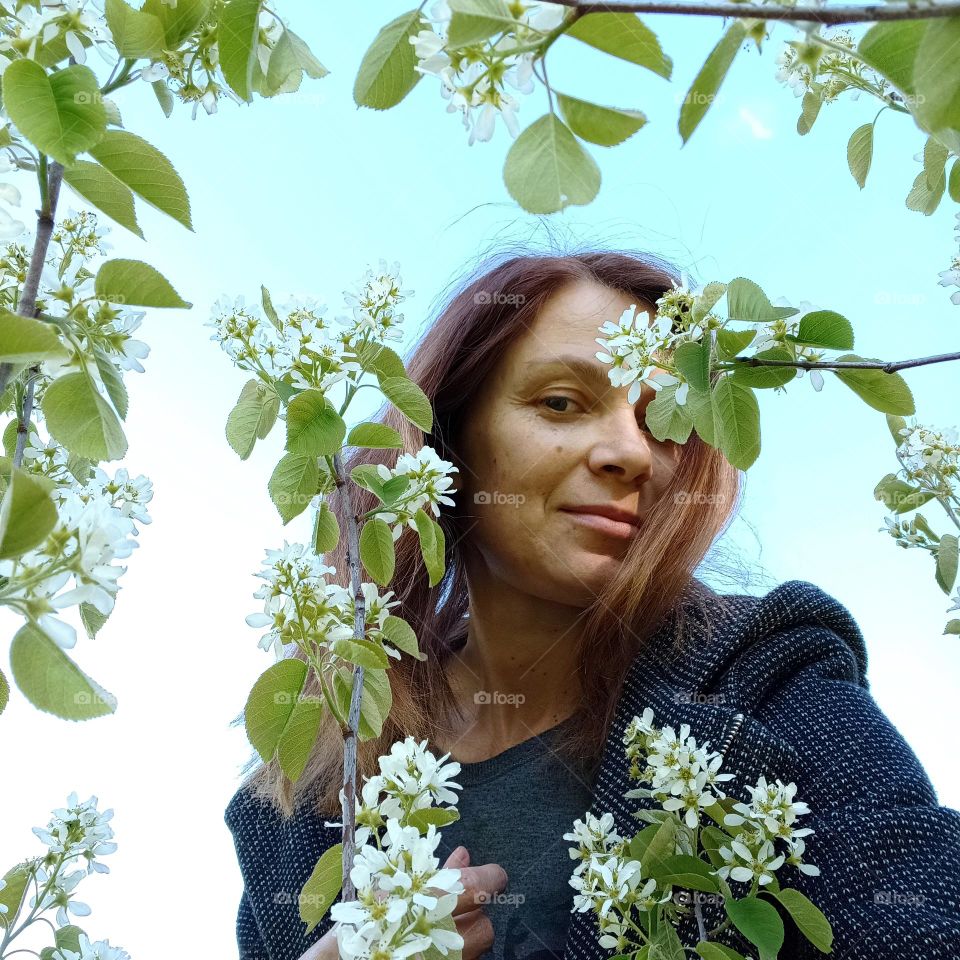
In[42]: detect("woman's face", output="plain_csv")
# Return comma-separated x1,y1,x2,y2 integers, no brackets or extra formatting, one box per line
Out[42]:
453,278,683,608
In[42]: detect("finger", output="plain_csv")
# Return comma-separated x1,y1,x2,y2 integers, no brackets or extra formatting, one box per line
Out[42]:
450,862,509,916
454,905,495,960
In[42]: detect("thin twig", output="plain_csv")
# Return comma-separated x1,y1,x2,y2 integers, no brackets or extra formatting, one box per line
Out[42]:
715,350,960,373
550,0,960,23
333,450,367,904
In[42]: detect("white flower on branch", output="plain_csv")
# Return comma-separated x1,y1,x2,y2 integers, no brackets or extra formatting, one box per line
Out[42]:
375,447,459,542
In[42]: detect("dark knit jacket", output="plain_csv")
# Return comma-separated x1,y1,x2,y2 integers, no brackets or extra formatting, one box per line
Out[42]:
224,579,960,960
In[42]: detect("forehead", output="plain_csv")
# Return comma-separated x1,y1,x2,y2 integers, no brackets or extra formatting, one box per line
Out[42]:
506,279,656,378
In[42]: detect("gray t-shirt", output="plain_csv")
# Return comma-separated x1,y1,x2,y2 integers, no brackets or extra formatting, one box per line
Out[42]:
434,716,597,960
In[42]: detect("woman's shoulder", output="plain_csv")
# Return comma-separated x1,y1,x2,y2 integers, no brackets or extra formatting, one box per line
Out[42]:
642,577,869,699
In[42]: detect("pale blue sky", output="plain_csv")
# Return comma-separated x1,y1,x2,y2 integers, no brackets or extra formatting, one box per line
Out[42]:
2,3,958,957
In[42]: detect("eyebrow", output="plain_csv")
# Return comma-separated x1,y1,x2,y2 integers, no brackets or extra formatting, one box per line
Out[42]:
523,355,621,392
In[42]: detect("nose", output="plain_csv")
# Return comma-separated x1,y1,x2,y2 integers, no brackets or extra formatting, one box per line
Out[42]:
586,406,658,485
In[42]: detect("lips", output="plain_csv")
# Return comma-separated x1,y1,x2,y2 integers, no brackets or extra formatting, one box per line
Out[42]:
561,508,641,539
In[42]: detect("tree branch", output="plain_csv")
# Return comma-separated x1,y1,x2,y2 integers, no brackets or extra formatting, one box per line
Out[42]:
551,0,960,24
715,349,960,373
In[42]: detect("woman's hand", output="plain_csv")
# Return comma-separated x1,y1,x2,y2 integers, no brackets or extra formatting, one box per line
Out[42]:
296,845,507,960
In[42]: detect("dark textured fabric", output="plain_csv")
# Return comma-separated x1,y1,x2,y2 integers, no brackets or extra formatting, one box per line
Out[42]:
224,580,960,960
432,713,597,960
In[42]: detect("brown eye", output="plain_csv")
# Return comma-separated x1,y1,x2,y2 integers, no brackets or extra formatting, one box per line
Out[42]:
540,395,581,414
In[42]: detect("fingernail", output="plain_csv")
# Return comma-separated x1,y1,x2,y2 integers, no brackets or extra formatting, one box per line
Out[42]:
452,845,467,864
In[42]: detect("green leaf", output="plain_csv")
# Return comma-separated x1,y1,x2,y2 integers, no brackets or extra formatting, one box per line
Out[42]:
353,341,407,380
87,130,192,231
645,382,694,443
94,258,190,308
673,340,711,392
381,614,427,661
331,664,392,739
831,354,914,415
1,61,106,165
0,664,9,716
347,422,405,449
314,500,340,554
684,388,716,447
729,346,796,390
79,600,109,640
277,694,324,782
765,887,833,953
886,413,907,446
655,854,720,892
949,157,960,202
723,895,784,960
715,328,756,360
379,375,433,432
353,9,423,109
725,278,798,323
285,28,328,80
944,619,960,635
300,842,343,934
42,372,127,460
712,377,760,469
407,806,460,832
286,389,347,457
0,466,57,559
905,164,946,216
693,281,727,324
93,346,129,420
555,92,647,146
104,0,166,58
696,944,749,960
0,864,31,927
913,17,960,134
351,463,387,499
217,0,261,101
679,21,746,144
142,0,212,48
447,0,515,46
649,919,684,960
639,817,676,876
152,78,174,117
797,88,822,135
923,135,949,191
359,517,396,586
10,622,117,719
0,310,68,364
846,122,874,189
63,159,143,239
503,113,601,214
268,453,318,523
226,379,281,459
796,310,854,350
331,637,391,670
564,13,671,79
874,474,935,514
244,659,309,761
936,534,959,594
413,507,445,586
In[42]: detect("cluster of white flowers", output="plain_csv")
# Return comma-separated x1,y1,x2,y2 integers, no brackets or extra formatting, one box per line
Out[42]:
374,447,459,542
621,707,736,830
562,811,670,952
895,421,960,484
0,450,151,649
879,514,938,551
716,775,820,886
0,792,132,960
0,0,113,74
245,540,413,662
207,261,412,393
937,212,960,305
773,28,870,104
409,0,566,144
595,304,685,405
325,737,465,960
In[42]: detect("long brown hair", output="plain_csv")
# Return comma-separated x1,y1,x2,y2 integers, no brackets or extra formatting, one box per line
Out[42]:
233,247,748,820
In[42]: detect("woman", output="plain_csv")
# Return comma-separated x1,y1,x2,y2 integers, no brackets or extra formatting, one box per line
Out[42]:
225,250,960,960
